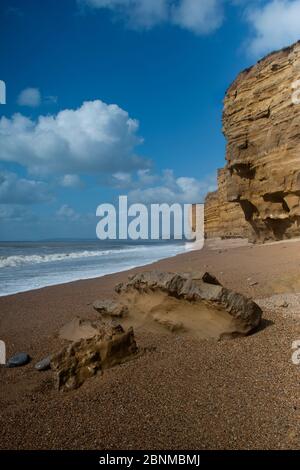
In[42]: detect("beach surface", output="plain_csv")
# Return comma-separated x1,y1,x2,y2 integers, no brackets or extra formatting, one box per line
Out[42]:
1,238,300,450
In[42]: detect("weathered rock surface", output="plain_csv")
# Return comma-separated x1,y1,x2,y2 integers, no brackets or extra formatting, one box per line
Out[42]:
205,169,252,239
51,322,137,391
116,271,262,336
93,299,128,318
205,40,300,242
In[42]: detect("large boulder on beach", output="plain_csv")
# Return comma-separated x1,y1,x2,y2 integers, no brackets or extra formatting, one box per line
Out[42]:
115,271,262,338
51,322,137,391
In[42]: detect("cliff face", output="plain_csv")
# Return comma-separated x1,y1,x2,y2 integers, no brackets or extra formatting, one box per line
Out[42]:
205,169,252,239
205,41,300,242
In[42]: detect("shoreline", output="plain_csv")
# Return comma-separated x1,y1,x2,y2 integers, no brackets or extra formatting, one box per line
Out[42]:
0,248,189,299
0,241,189,298
0,262,142,299
1,235,298,300
1,238,300,449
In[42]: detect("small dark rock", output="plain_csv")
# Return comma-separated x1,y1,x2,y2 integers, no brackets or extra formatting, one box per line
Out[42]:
35,356,51,371
7,352,31,368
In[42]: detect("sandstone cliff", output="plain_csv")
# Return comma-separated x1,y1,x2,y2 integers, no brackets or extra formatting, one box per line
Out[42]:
205,168,252,239
205,40,300,242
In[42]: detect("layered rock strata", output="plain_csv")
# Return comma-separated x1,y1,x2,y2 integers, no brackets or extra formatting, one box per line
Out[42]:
205,41,300,241
51,322,137,391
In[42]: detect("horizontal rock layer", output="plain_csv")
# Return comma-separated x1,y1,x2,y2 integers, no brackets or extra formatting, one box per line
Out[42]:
205,41,300,242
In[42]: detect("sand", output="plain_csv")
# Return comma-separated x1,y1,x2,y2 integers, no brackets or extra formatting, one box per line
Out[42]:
1,238,300,450
118,290,238,340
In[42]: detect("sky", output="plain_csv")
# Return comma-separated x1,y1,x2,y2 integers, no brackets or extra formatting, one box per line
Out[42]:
1,0,300,240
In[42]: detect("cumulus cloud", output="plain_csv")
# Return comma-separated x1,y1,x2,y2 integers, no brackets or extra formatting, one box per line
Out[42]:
172,0,223,34
111,171,133,187
109,169,160,189
55,205,95,226
127,169,217,203
0,171,51,204
56,204,80,220
108,169,216,203
246,0,300,56
59,174,84,188
17,87,41,107
80,0,224,34
0,204,37,222
0,100,149,176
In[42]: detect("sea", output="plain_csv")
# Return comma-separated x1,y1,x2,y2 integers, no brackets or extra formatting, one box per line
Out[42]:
0,240,190,297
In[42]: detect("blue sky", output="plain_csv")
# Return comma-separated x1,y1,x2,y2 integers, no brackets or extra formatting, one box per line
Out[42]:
1,0,300,240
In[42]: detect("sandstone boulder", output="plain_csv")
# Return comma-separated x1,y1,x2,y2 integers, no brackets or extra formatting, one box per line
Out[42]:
51,322,137,391
116,271,262,336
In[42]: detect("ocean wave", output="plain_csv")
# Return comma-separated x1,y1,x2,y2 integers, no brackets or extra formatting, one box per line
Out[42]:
0,246,149,268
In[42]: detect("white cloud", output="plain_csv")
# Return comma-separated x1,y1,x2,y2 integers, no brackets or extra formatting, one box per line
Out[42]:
137,169,160,186
246,0,300,56
172,0,223,34
17,88,41,107
81,0,168,29
55,204,96,225
0,204,37,222
0,171,51,204
109,169,160,188
59,174,83,188
0,100,149,176
81,0,224,34
128,169,216,203
112,171,133,186
56,204,80,220
108,169,217,203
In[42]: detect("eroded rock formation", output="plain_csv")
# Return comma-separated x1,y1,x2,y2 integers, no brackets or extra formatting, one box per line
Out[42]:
51,322,137,391
114,271,262,338
93,299,128,318
205,40,300,242
51,271,262,391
